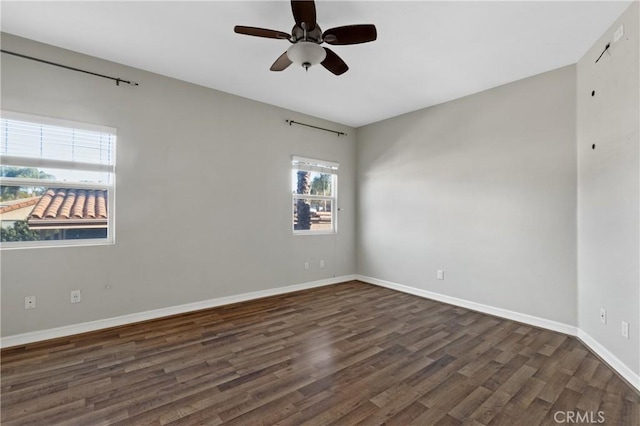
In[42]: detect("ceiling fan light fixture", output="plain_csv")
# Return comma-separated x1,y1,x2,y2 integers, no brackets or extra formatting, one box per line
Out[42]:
287,42,326,70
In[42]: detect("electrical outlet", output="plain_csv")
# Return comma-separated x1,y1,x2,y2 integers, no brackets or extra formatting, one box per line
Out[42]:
600,308,607,324
70,290,81,303
621,321,629,338
304,262,309,270
24,296,36,309
437,270,444,280
614,25,624,43
320,260,325,268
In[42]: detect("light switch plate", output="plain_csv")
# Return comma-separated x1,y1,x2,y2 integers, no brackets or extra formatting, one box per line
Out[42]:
614,25,624,43
622,321,629,338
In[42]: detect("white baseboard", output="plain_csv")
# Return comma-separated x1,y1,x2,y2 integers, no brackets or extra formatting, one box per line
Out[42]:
3,273,638,393
357,275,578,336
577,329,640,391
357,275,640,392
0,275,356,349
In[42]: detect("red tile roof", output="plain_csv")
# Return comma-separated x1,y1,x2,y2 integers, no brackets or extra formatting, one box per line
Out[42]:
28,188,108,229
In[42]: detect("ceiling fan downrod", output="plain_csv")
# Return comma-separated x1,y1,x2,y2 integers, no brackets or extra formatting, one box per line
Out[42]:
302,24,310,70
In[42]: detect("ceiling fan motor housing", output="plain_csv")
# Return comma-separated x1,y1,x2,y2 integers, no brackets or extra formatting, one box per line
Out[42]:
291,25,322,43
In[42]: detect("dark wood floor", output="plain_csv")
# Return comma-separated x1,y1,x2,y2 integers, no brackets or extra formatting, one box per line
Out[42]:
1,281,638,425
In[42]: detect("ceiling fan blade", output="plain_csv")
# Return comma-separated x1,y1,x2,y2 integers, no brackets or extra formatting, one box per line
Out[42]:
323,24,377,45
321,48,348,75
270,52,293,71
291,0,317,31
234,26,290,40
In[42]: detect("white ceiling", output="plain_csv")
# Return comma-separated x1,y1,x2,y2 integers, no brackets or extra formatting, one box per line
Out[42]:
1,1,632,127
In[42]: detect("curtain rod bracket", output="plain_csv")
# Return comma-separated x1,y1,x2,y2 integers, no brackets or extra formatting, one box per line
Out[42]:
285,119,346,137
595,43,610,63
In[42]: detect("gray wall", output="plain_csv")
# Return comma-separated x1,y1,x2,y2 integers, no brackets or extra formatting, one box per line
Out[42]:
357,65,578,326
577,2,639,375
0,34,357,337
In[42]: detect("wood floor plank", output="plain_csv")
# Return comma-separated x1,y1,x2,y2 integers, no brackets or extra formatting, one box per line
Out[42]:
448,386,493,421
2,281,638,425
383,400,430,425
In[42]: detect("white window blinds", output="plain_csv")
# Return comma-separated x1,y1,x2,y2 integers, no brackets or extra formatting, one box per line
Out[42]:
1,113,116,173
292,156,339,174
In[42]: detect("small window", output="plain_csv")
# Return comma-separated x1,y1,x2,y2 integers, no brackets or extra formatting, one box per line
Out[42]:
0,112,116,248
292,156,338,234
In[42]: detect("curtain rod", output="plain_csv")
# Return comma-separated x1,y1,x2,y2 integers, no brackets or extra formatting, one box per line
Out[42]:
1,49,139,87
286,120,346,137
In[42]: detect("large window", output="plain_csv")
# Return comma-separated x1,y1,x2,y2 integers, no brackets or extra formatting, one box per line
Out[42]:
292,156,338,234
0,112,116,248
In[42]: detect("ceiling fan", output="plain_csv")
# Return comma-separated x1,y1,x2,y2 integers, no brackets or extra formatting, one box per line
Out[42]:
234,0,377,75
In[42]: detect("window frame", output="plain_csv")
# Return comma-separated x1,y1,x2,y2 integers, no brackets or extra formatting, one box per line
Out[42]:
291,156,338,236
0,111,116,250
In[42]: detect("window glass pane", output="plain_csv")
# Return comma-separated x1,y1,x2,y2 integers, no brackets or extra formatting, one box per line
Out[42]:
1,185,108,243
291,170,333,196
293,198,333,231
1,114,115,248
